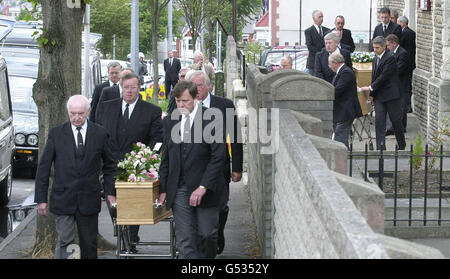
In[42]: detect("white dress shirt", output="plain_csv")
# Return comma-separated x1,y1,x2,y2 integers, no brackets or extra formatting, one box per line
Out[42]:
201,93,211,108
180,101,200,142
314,24,323,36
122,98,138,119
71,121,87,146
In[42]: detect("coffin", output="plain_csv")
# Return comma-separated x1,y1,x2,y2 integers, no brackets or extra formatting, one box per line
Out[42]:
353,62,374,115
115,180,172,225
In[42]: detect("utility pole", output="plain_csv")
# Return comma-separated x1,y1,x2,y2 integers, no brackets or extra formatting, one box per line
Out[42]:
113,34,116,60
83,3,90,99
168,0,173,51
131,0,139,73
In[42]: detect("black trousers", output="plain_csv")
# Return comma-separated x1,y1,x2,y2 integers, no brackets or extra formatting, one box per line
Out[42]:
374,98,406,150
165,80,178,99
54,209,98,259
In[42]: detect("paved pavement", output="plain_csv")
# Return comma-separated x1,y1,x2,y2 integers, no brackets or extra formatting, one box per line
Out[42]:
0,178,260,259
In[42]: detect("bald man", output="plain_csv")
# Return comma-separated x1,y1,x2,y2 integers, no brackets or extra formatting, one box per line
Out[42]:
35,95,117,259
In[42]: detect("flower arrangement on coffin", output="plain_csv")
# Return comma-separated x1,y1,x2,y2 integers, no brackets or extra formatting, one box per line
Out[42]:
351,51,376,63
116,142,161,182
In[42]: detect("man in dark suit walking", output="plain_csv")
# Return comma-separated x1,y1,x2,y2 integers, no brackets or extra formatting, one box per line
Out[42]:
158,81,227,259
398,15,416,114
330,15,355,53
372,7,402,42
314,32,352,84
164,50,181,98
186,70,243,255
95,68,134,121
386,34,410,129
328,53,358,148
361,36,406,150
96,72,164,249
35,95,117,259
90,61,122,123
305,10,330,75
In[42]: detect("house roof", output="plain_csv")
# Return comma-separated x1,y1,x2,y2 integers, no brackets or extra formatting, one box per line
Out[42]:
255,12,269,28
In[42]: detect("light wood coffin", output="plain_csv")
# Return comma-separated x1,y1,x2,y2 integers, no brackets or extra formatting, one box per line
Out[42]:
353,62,374,115
115,180,172,225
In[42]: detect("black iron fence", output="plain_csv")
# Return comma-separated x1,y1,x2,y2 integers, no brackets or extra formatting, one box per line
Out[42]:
349,143,450,227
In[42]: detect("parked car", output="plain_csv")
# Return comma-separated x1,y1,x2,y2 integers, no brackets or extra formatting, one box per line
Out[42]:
258,46,309,72
0,56,15,206
9,74,38,177
0,17,16,206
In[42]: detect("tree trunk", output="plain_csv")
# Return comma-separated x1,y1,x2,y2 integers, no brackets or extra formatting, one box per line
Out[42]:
31,0,85,258
206,20,214,62
151,0,160,101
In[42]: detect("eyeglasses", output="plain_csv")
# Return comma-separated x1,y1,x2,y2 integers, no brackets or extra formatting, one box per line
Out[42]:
123,86,139,90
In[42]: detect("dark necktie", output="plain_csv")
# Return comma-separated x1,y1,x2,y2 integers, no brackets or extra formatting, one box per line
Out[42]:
319,26,323,37
183,114,191,143
383,25,386,35
113,83,117,87
76,127,84,157
123,104,129,121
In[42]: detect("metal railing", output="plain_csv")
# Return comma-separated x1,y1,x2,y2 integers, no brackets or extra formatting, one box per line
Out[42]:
349,143,450,227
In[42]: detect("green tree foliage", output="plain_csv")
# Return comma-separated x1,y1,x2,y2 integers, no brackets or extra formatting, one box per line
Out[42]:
204,0,261,62
16,2,43,21
90,0,183,62
90,0,132,60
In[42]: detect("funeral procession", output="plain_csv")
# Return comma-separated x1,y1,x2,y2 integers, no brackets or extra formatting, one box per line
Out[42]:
1,0,450,266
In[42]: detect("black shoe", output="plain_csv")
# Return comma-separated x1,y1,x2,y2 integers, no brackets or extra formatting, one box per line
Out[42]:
385,130,395,136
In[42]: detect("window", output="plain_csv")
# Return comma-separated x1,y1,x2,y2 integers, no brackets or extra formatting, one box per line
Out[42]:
188,39,193,50
0,70,12,123
419,0,431,11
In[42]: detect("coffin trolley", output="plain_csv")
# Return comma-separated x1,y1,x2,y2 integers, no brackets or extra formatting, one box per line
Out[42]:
109,180,177,259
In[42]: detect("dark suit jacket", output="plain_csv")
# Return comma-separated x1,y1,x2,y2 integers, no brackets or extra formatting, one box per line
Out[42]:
332,65,358,123
164,57,181,82
90,81,111,123
393,46,409,97
400,26,416,71
159,106,227,209
95,86,120,121
34,121,117,215
314,48,352,84
372,21,402,40
330,28,355,53
305,25,330,69
96,98,164,162
167,91,176,115
369,50,401,103
209,94,243,185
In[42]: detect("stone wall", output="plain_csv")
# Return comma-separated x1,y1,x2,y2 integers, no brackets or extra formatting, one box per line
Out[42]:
227,36,445,258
